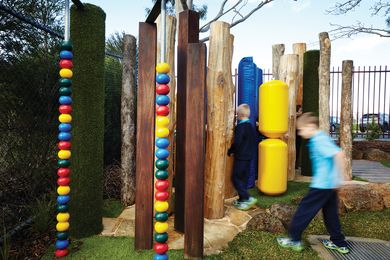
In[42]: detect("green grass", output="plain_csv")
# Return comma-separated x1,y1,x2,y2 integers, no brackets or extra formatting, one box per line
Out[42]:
249,182,310,208
102,199,124,218
352,176,368,182
381,161,390,168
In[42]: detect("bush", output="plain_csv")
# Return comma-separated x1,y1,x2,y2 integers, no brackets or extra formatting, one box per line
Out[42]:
365,123,382,141
1,220,10,260
29,193,56,234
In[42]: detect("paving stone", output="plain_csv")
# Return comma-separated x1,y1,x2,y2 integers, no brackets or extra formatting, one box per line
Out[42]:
225,206,252,227
114,219,135,237
118,206,135,220
101,217,121,236
204,220,240,252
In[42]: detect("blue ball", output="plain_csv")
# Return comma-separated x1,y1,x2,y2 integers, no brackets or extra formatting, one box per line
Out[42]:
156,138,169,149
59,96,72,105
155,149,170,159
156,74,170,84
58,132,72,141
154,253,168,260
55,239,69,249
57,195,70,205
156,95,170,106
60,50,73,60
59,123,72,132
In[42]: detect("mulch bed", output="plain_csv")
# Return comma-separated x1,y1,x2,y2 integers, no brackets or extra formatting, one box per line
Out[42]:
353,140,390,153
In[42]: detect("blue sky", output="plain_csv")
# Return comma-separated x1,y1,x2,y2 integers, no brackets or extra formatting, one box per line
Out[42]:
86,0,390,69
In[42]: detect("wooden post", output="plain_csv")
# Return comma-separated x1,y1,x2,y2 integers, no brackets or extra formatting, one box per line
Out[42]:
121,34,137,206
156,15,177,215
340,60,353,181
184,43,206,259
272,44,285,80
279,54,299,181
293,43,307,106
135,22,156,250
175,10,199,232
319,32,331,133
204,21,233,219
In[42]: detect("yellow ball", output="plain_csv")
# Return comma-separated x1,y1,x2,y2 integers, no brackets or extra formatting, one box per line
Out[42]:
154,221,168,233
58,150,71,160
59,114,72,123
156,63,170,74
57,186,70,195
154,201,169,212
156,116,170,128
60,68,73,78
156,128,169,138
56,213,70,222
56,222,70,232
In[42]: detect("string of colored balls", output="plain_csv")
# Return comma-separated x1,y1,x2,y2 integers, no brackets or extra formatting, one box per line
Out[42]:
55,40,73,258
154,62,171,260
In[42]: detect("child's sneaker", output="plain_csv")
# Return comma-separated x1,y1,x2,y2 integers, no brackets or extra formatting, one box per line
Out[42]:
232,200,251,211
277,237,304,252
243,196,258,207
322,240,350,254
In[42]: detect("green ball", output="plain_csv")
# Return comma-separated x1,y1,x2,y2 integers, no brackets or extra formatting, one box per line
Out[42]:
155,212,168,222
61,40,73,51
59,87,72,96
155,170,168,180
58,160,71,167
57,204,69,212
155,159,169,170
154,232,168,243
56,232,69,240
59,78,72,87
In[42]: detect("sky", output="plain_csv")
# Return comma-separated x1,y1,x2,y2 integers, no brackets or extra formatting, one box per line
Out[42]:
85,0,390,70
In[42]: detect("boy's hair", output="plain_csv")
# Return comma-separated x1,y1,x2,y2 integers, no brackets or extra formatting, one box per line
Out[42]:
297,112,319,128
237,104,250,119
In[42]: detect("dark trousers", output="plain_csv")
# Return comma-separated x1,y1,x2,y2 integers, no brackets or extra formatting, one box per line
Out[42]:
295,134,302,169
232,159,250,201
289,188,347,247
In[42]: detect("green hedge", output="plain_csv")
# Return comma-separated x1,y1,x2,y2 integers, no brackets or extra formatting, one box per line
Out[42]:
70,4,106,238
301,50,319,176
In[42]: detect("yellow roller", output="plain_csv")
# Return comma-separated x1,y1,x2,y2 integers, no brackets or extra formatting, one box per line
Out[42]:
258,139,287,195
259,80,288,138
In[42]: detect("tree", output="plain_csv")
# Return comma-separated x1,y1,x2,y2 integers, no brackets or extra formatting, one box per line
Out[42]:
146,0,207,19
327,0,390,38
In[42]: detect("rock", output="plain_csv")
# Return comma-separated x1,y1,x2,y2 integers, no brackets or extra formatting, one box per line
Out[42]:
338,184,384,212
225,206,252,228
269,203,296,229
368,183,390,209
363,148,390,161
352,149,364,160
246,211,285,233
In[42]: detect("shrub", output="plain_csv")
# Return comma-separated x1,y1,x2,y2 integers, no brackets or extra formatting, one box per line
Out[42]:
29,193,56,234
365,123,382,141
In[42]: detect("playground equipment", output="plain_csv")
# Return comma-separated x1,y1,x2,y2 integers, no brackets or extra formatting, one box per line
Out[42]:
258,80,288,195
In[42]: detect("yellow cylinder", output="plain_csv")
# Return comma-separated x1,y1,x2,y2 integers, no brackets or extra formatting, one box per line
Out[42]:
258,139,287,195
259,80,288,138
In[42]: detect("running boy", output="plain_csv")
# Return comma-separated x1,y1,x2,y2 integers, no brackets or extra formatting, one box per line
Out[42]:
228,104,258,210
277,113,349,254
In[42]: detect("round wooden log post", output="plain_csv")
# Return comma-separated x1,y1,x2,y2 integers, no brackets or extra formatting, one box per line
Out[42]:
340,60,353,181
319,32,331,133
279,54,299,181
293,43,306,106
272,44,285,80
204,21,234,219
121,34,137,206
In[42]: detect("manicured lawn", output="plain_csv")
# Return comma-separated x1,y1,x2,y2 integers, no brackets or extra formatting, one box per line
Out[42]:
381,161,390,168
102,199,124,218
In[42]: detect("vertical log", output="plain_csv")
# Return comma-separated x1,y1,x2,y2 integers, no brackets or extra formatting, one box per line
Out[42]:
204,21,233,219
175,10,199,232
184,43,206,259
272,44,285,80
135,22,156,250
340,60,353,181
319,32,331,133
293,43,307,106
279,55,299,181
121,34,137,206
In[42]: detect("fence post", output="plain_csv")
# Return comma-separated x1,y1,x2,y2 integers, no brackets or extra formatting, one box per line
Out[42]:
293,43,307,106
319,32,331,133
272,44,285,80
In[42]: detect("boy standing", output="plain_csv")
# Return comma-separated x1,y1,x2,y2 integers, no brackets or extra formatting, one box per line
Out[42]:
277,113,349,254
228,104,258,210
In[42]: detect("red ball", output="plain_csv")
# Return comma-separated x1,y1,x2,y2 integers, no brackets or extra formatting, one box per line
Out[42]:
55,248,69,257
57,168,71,178
59,59,73,69
58,141,71,150
156,106,169,116
59,105,73,114
57,177,71,186
155,191,169,201
156,84,170,95
154,243,168,254
155,180,169,192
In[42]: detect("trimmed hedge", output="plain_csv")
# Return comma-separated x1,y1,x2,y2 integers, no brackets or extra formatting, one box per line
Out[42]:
301,50,320,176
70,4,106,237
